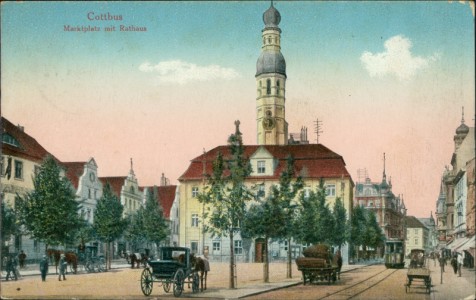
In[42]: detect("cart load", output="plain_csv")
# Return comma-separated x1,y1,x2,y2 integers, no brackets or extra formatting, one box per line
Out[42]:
405,249,431,294
296,244,338,285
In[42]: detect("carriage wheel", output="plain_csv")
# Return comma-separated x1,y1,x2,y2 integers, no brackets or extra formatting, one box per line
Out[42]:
163,281,171,293
140,268,153,296
173,269,185,297
192,272,200,293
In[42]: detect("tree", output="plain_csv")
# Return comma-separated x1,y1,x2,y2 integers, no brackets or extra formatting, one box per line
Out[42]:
124,209,146,252
295,180,335,246
268,156,303,278
350,205,367,261
1,202,18,254
142,187,169,251
363,210,385,254
16,155,82,252
94,182,128,270
331,197,349,250
198,121,253,289
242,191,286,282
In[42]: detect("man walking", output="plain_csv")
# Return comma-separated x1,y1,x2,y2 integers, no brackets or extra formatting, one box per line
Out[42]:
39,255,49,282
5,255,17,281
18,250,27,269
58,254,67,281
457,252,464,277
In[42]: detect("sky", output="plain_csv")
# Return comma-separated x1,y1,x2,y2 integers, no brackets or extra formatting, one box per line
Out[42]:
1,1,475,218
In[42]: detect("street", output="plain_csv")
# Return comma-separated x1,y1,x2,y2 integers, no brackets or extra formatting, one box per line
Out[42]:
1,260,474,299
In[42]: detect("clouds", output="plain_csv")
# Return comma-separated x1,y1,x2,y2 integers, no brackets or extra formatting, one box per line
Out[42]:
360,35,440,81
139,60,240,84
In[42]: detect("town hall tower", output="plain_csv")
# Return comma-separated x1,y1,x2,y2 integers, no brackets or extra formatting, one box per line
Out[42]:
256,3,288,145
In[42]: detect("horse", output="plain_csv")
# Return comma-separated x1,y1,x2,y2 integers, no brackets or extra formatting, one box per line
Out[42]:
190,254,210,291
129,252,148,268
47,249,78,274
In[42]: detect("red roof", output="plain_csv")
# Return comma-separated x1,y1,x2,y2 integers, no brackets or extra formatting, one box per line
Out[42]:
142,185,177,219
179,144,352,183
63,162,86,190
1,117,59,163
99,176,126,198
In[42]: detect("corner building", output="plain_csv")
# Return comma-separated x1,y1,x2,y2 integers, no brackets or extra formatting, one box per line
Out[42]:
178,3,354,264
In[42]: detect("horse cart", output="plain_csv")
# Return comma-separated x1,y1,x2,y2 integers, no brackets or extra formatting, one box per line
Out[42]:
296,244,339,285
140,247,200,297
77,245,106,273
405,248,431,294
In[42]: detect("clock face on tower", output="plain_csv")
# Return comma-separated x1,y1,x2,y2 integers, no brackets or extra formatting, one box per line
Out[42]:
262,116,275,130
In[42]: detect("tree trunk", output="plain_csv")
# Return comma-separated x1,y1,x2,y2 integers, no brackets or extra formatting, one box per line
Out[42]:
286,238,292,278
229,232,236,289
264,236,269,283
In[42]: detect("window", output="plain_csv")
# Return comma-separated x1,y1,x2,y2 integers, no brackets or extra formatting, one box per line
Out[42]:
14,160,23,179
130,186,135,194
414,238,418,245
276,80,280,95
266,79,271,95
191,213,199,227
414,229,418,234
257,161,265,174
234,240,243,255
213,241,221,252
88,188,92,199
283,240,288,251
0,156,4,176
191,241,198,254
325,184,336,197
257,184,265,198
2,133,20,147
192,186,199,197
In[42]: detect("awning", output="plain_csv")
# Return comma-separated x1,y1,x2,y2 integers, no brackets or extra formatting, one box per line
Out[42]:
449,236,470,252
456,235,476,252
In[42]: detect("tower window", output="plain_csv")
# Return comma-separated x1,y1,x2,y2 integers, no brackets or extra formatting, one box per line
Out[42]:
266,79,271,95
276,80,280,95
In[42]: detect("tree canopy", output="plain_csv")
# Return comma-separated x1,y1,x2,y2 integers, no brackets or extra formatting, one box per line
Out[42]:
198,121,253,289
16,155,82,250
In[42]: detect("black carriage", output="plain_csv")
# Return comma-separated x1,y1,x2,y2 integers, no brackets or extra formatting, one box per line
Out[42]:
405,248,431,294
140,247,200,297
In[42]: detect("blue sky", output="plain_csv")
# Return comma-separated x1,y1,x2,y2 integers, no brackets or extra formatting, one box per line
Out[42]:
1,1,475,217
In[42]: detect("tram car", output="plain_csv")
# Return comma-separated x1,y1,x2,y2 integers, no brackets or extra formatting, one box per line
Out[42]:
384,239,405,268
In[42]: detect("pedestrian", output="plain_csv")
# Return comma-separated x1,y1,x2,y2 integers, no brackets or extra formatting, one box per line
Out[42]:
5,255,17,281
58,253,67,281
451,254,458,274
18,250,27,269
457,252,463,277
439,255,445,272
39,255,49,282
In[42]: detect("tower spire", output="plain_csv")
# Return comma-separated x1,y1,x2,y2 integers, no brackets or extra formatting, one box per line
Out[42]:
461,106,465,124
382,153,387,181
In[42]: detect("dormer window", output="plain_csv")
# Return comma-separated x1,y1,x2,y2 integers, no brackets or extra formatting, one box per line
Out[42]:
2,133,20,147
257,161,266,174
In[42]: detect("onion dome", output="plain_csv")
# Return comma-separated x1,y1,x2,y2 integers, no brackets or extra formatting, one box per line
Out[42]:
256,52,286,77
456,123,469,135
263,3,281,28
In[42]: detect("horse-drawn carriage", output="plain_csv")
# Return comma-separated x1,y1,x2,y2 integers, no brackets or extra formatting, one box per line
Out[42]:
295,244,340,285
405,248,431,294
77,245,106,273
140,247,204,297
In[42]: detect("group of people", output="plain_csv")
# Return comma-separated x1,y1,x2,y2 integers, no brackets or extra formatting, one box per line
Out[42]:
39,253,67,281
450,252,464,277
3,251,68,282
438,250,465,277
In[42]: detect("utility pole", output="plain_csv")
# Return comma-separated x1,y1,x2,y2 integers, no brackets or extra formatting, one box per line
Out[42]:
314,118,323,144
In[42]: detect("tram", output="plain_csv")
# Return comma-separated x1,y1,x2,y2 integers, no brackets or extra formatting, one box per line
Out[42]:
384,239,405,268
